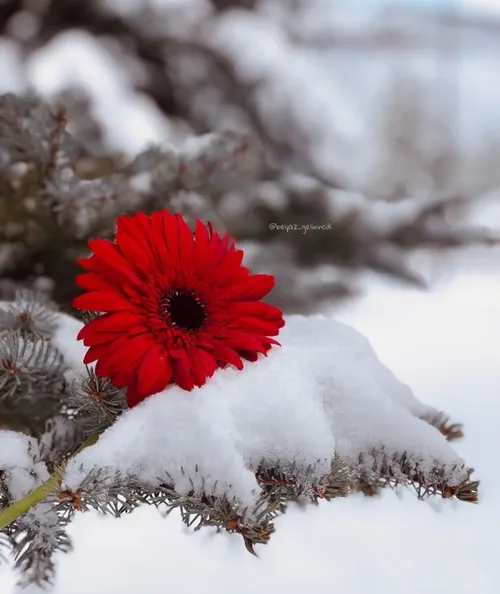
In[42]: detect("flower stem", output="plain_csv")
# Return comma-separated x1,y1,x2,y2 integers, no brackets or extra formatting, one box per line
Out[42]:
0,432,100,531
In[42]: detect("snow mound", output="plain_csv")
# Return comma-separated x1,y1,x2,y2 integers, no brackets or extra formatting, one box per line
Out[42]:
0,431,49,500
51,312,86,371
63,315,468,506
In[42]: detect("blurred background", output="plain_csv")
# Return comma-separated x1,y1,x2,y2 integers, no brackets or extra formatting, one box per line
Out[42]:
2,3,500,592
0,0,499,313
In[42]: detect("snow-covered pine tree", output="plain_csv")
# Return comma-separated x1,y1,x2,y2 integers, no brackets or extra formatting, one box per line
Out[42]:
0,92,484,590
0,92,498,313
0,288,478,589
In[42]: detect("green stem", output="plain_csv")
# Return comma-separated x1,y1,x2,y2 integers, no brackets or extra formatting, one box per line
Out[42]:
0,432,100,531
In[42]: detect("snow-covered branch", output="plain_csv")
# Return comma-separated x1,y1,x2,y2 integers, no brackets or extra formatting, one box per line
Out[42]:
0,295,478,589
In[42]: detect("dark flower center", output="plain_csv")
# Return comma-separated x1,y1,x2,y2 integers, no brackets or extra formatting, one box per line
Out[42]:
160,290,206,331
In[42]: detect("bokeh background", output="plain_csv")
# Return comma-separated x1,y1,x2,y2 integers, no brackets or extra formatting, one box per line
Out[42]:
0,0,500,312
1,1,500,593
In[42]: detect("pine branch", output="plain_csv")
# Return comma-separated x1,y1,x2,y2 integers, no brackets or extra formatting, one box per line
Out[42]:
0,530,11,565
33,453,351,556
38,416,83,470
0,93,80,174
0,470,10,511
420,411,464,441
255,453,351,506
0,433,99,531
0,333,65,397
11,503,72,588
67,367,127,439
0,330,67,434
350,448,479,503
0,290,59,338
2,89,499,311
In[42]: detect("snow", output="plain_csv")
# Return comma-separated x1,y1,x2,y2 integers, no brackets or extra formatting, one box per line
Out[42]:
0,302,85,373
0,1,499,588
0,0,497,178
1,269,499,592
63,324,336,506
26,32,173,155
0,432,35,475
0,40,25,94
12,585,46,594
60,314,466,511
0,306,81,501
0,432,48,500
51,313,85,372
207,11,364,173
7,461,49,501
105,0,212,27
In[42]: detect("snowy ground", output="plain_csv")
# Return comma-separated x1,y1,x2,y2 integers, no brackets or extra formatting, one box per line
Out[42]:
1,264,499,594
1,1,499,590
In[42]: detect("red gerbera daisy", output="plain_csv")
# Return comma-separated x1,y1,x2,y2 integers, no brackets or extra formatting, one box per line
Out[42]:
73,210,284,407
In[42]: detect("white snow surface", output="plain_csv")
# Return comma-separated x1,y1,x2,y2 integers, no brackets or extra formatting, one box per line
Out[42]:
51,312,85,371
0,432,48,500
61,314,466,507
0,432,35,472
207,11,364,173
1,270,499,593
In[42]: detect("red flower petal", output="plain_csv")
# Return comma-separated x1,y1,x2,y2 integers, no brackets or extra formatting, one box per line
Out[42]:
77,312,145,340
116,224,155,272
234,317,283,336
212,233,229,267
116,215,149,252
74,210,284,405
238,350,260,362
135,212,153,238
171,350,195,391
190,347,218,378
94,335,157,378
81,331,122,347
77,256,100,272
228,274,275,300
88,239,141,287
176,213,194,266
195,218,209,251
150,211,173,269
222,331,268,354
163,211,180,262
75,273,115,292
73,291,134,313
193,221,212,273
231,301,283,319
137,346,172,398
211,250,245,284
189,358,208,387
112,366,140,389
83,340,123,365
126,377,143,408
148,360,173,395
207,343,244,370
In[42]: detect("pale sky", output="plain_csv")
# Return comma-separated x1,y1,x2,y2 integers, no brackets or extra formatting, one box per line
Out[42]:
462,0,500,11
356,0,500,13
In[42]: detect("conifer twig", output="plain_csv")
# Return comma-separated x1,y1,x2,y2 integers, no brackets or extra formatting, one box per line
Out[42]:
0,432,99,530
